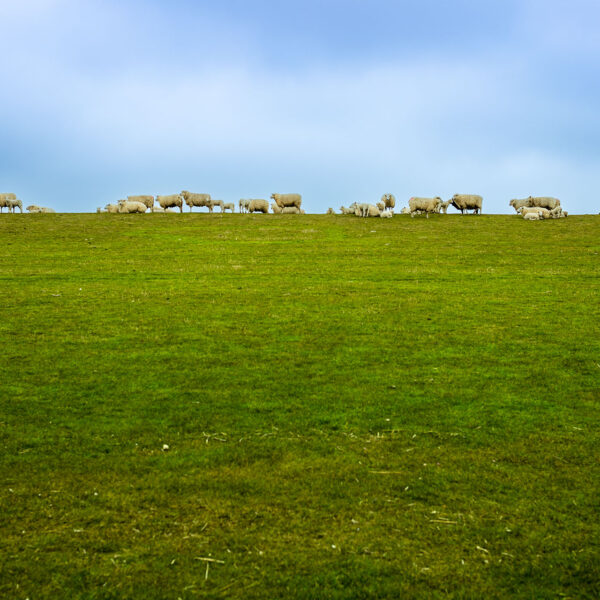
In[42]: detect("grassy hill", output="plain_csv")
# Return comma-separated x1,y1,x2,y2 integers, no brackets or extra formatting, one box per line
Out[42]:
1,213,599,598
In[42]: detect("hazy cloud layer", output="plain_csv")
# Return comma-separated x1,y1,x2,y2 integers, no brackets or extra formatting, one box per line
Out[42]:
1,0,599,213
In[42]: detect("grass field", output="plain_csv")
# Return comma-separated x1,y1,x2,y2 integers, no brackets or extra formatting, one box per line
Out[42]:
1,212,599,599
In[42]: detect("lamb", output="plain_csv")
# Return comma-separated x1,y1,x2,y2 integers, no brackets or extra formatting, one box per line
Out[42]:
222,202,235,213
439,200,452,214
151,205,165,212
529,196,561,210
105,203,119,213
326,207,335,215
248,199,269,213
523,211,540,220
549,206,564,218
450,194,483,214
381,193,396,211
156,194,183,213
400,206,410,214
181,191,211,212
509,198,532,212
6,198,23,213
409,196,442,218
207,199,224,213
27,205,42,213
127,195,154,210
38,207,55,213
380,209,393,218
367,204,381,217
519,206,550,219
118,200,147,213
239,199,251,213
339,206,355,214
271,193,302,210
355,203,371,217
271,202,282,213
282,206,301,214
376,201,385,211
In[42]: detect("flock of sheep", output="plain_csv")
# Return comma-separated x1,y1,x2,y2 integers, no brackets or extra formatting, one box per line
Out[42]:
1,191,568,219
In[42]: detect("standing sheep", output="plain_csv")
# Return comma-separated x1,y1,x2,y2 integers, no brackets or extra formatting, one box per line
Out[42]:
509,198,532,212
181,191,211,212
409,197,442,218
6,198,23,213
439,200,451,214
239,199,251,213
207,199,224,213
529,196,561,210
222,202,235,213
248,199,269,213
450,194,483,214
271,202,282,213
127,195,155,210
381,193,396,211
0,193,17,213
271,193,302,210
156,194,183,213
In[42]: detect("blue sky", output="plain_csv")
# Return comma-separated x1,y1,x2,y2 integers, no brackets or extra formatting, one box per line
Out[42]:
1,0,599,213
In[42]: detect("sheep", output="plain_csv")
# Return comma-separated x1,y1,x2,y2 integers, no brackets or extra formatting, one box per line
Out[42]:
400,206,410,214
381,193,396,211
248,199,269,213
519,206,550,219
367,204,381,217
127,195,154,210
271,202,282,214
523,212,540,220
0,193,17,213
207,199,224,213
156,194,183,213
118,200,147,213
409,196,442,218
376,201,385,211
151,205,165,212
27,205,42,213
326,207,335,215
282,206,301,214
38,207,55,213
529,196,561,210
509,197,532,212
380,209,393,218
355,203,371,217
222,202,235,213
549,206,564,218
239,199,251,213
105,203,119,213
181,191,211,212
271,193,302,210
450,194,483,214
6,198,23,213
439,200,452,214
339,206,355,214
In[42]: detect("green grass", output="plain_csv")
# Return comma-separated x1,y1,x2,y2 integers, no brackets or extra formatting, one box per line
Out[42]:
1,212,599,599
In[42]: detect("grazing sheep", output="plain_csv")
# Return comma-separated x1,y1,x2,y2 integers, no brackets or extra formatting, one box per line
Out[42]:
248,199,269,213
339,206,355,214
450,194,483,214
409,196,442,218
156,194,183,213
105,203,119,213
529,196,561,210
271,193,302,210
381,193,396,211
271,202,282,213
519,206,550,219
207,199,224,213
282,206,301,214
118,200,147,214
380,209,393,218
327,207,335,215
6,198,23,213
239,199,251,213
439,200,452,214
222,202,235,213
509,197,532,212
523,212,541,220
127,195,155,210
181,191,211,212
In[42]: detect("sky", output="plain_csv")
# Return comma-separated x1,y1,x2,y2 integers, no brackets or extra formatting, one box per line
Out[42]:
1,0,599,214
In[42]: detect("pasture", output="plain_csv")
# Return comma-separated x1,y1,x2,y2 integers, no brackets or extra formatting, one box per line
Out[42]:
1,212,599,599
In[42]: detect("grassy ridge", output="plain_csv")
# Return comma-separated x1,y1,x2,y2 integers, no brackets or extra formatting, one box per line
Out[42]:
1,213,599,598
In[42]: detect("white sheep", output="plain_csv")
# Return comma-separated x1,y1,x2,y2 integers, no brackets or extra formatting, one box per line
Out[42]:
38,207,55,213
207,199,224,213
523,212,541,220
105,203,119,213
409,196,442,218
27,205,42,213
529,196,561,210
6,198,23,213
381,193,396,210
151,205,165,212
400,206,410,214
450,194,483,214
127,195,155,210
181,191,211,212
239,199,251,213
118,200,147,213
509,198,532,212
248,199,269,213
439,200,451,214
549,206,564,218
222,202,235,213
376,201,385,212
0,193,17,213
271,193,302,210
519,206,550,219
271,202,282,213
339,206,354,214
156,194,183,212
282,206,301,214
380,209,393,218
